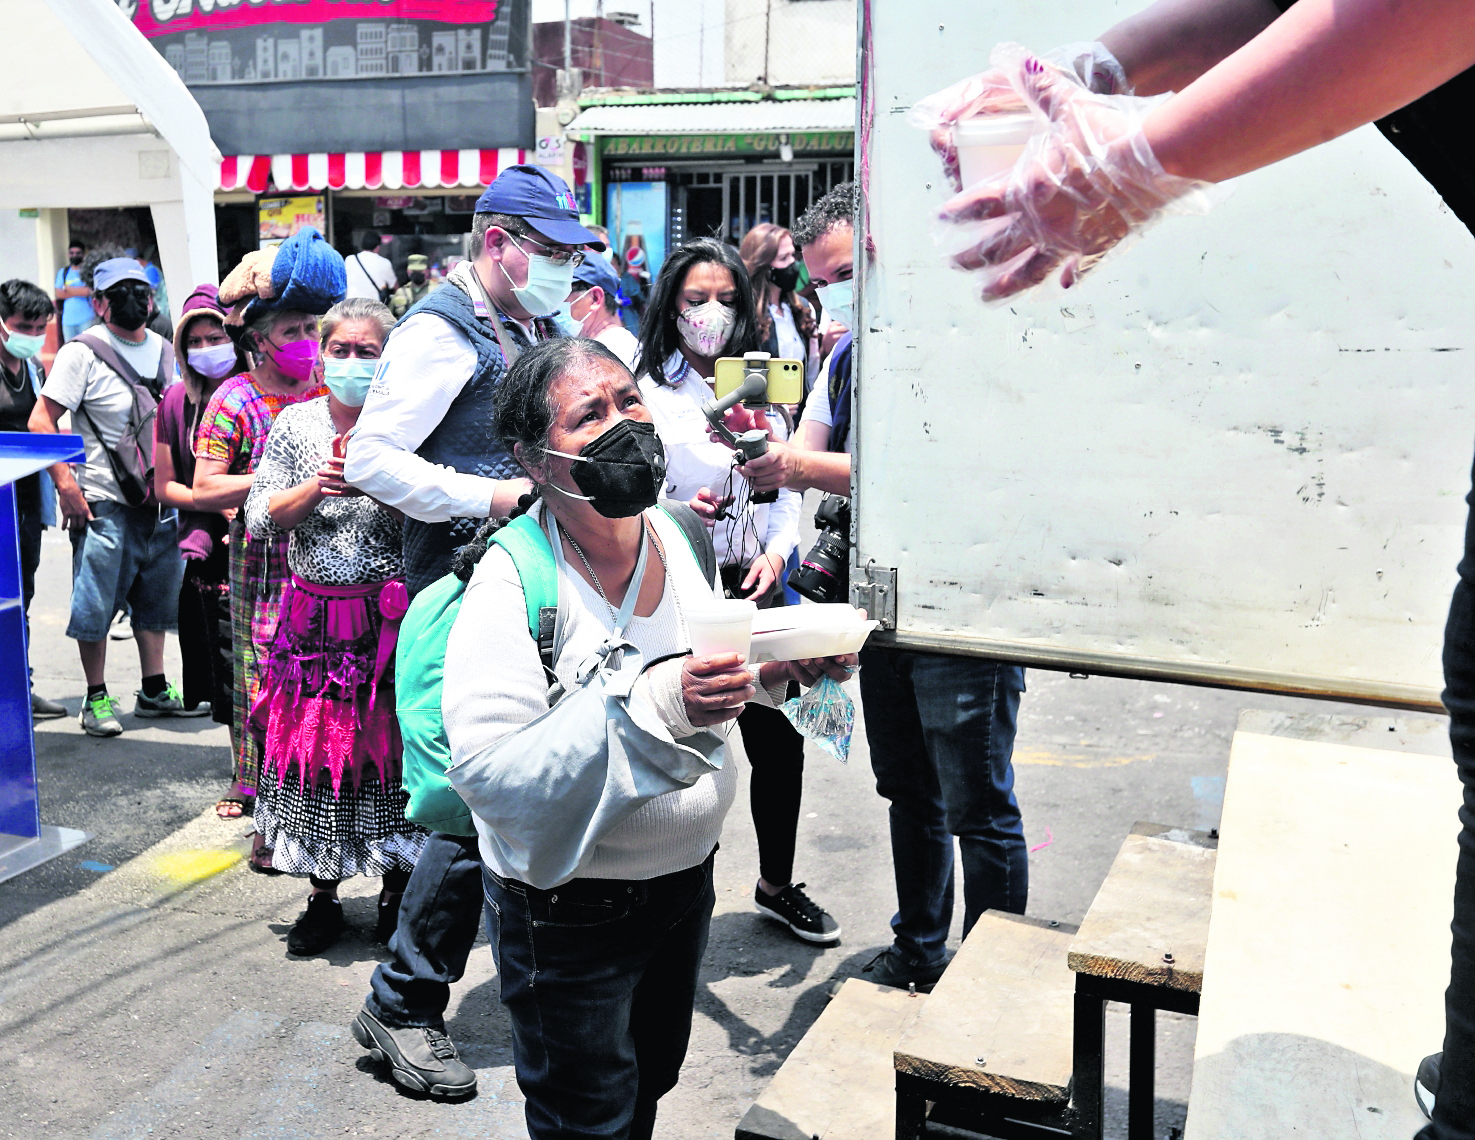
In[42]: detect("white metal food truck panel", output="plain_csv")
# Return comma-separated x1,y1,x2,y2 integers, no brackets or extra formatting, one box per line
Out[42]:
855,0,1475,709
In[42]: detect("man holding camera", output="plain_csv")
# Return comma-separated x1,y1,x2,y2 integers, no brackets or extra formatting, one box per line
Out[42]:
741,183,1029,992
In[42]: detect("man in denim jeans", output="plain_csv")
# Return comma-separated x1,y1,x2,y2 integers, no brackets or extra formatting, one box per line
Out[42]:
28,255,204,737
740,183,1029,991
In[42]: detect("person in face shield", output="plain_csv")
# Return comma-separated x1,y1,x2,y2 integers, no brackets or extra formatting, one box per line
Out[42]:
633,239,843,945
443,338,856,1140
28,254,202,738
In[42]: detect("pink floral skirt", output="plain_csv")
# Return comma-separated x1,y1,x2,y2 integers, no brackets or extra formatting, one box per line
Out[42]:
250,575,410,798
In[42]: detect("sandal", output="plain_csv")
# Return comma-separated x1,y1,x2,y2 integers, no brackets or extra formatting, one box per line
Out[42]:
247,831,281,876
215,783,255,820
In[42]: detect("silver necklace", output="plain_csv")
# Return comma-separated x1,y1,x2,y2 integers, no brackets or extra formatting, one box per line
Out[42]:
564,519,667,622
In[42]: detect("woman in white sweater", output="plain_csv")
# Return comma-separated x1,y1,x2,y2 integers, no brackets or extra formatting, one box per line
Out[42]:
441,338,854,1140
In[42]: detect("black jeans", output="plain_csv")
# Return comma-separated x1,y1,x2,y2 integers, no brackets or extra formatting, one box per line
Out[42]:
738,701,805,887
1419,454,1475,1140
178,550,232,723
365,831,483,1029
17,498,40,644
483,852,716,1140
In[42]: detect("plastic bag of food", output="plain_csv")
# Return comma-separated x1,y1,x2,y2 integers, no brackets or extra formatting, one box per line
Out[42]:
781,675,855,763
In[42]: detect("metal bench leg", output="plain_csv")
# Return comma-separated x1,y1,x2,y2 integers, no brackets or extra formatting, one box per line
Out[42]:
1128,1003,1155,1140
895,1083,928,1140
1071,990,1105,1140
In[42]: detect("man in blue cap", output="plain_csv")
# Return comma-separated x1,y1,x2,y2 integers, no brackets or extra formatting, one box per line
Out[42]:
558,253,638,368
29,254,204,737
347,165,601,1099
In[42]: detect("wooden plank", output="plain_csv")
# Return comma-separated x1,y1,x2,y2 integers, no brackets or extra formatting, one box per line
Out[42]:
893,913,1075,1104
735,979,927,1140
1068,822,1217,993
1184,711,1459,1139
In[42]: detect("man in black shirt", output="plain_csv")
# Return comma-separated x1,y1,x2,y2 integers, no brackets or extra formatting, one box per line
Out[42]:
0,279,66,718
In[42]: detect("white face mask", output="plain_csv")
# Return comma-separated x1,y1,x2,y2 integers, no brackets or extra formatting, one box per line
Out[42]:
815,279,854,331
676,300,736,357
187,341,238,380
501,235,577,317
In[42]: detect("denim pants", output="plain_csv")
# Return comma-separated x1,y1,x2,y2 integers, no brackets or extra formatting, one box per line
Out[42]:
1418,451,1475,1140
859,647,1028,966
483,851,716,1140
365,831,483,1029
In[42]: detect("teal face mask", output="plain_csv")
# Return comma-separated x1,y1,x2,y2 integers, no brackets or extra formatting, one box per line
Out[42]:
322,357,377,406
502,236,577,317
1,319,44,361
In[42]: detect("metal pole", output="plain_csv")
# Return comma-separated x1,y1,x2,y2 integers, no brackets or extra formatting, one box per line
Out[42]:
563,0,572,87
763,0,773,83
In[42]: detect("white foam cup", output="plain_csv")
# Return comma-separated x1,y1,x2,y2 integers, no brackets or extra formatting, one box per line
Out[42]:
952,113,1036,188
685,599,758,661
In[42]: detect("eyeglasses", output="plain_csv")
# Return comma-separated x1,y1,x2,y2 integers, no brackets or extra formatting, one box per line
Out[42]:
508,233,586,269
104,283,152,302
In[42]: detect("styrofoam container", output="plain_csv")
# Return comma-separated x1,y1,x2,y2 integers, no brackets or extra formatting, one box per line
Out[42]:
749,604,879,662
685,599,757,660
952,112,1035,188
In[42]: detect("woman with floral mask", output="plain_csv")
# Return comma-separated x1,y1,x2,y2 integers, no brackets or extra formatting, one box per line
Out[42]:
154,285,250,815
242,298,423,956
193,229,345,869
633,239,842,946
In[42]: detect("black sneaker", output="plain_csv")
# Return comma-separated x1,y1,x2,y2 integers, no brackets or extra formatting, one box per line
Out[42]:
860,946,948,993
1416,1052,1440,1119
134,683,210,718
30,692,66,719
352,1008,478,1099
286,893,344,956
755,882,841,943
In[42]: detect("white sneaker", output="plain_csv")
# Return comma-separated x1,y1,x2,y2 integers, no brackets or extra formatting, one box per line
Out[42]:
109,613,133,641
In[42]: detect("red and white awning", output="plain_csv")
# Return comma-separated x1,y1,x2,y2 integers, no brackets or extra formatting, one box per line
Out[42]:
218,149,530,194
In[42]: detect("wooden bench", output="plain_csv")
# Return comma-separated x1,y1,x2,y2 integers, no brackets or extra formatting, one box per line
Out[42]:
735,978,928,1140
1183,710,1458,1139
1068,822,1217,1140
892,912,1077,1140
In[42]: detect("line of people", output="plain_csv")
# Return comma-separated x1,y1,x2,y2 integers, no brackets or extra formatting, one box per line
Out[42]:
0,163,1032,1140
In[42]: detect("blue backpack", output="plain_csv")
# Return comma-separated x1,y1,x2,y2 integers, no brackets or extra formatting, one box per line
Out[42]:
395,503,717,837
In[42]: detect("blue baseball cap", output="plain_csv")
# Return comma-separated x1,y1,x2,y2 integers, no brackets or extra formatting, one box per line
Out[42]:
475,165,605,250
94,258,151,292
571,254,621,298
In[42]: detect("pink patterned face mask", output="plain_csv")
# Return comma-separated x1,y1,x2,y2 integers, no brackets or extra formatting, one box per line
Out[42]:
676,301,735,358
266,337,319,384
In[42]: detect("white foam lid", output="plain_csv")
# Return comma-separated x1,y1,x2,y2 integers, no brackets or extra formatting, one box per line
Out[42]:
952,112,1036,146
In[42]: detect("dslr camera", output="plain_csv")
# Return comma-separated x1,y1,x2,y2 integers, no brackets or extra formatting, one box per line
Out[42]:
791,494,851,604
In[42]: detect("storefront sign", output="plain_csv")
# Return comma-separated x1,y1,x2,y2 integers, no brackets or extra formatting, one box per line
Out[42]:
535,135,566,167
259,195,325,248
116,0,509,86
601,131,854,159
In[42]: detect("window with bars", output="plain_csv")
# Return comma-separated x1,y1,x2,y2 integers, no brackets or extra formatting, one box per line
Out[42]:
629,160,855,248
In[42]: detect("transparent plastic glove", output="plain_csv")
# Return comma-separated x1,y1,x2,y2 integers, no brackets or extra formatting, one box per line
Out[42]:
928,43,1221,302
781,675,855,764
907,41,1132,192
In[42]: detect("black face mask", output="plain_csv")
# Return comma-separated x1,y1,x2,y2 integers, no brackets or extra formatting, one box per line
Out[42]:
546,418,666,519
68,254,83,266
105,286,151,332
770,263,801,292
409,271,427,285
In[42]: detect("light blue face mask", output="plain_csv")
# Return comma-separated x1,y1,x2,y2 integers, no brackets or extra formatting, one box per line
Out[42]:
815,279,854,332
552,300,582,338
1,319,44,361
502,236,577,317
322,357,377,406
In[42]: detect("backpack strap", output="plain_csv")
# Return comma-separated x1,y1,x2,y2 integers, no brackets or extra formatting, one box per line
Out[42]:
489,513,559,675
657,500,719,588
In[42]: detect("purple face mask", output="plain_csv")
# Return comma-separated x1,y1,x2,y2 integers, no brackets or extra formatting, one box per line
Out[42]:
267,337,319,384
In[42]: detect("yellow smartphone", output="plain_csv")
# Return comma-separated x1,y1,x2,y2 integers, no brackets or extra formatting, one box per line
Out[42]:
713,357,805,404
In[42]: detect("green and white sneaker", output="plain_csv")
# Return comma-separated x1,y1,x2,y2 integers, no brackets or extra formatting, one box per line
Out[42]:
134,683,210,718
79,693,124,737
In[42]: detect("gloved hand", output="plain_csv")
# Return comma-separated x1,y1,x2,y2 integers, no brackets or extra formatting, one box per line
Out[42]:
918,43,1220,302
908,41,1133,192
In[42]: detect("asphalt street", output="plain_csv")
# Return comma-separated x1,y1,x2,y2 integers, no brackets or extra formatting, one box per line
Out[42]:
0,516,1451,1140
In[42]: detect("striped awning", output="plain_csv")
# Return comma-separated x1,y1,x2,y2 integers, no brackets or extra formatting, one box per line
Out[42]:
218,148,530,194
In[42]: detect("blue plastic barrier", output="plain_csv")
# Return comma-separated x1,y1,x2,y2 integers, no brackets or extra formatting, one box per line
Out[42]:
0,431,90,881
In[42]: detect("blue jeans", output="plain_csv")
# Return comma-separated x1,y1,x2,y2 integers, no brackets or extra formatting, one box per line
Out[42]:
365,830,483,1029
1418,449,1475,1140
66,500,181,642
858,648,1027,966
483,851,716,1140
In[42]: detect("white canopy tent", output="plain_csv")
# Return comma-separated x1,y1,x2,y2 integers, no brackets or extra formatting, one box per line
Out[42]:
3,0,219,318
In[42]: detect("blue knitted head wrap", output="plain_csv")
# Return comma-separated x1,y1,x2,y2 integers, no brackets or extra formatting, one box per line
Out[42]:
242,227,346,322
